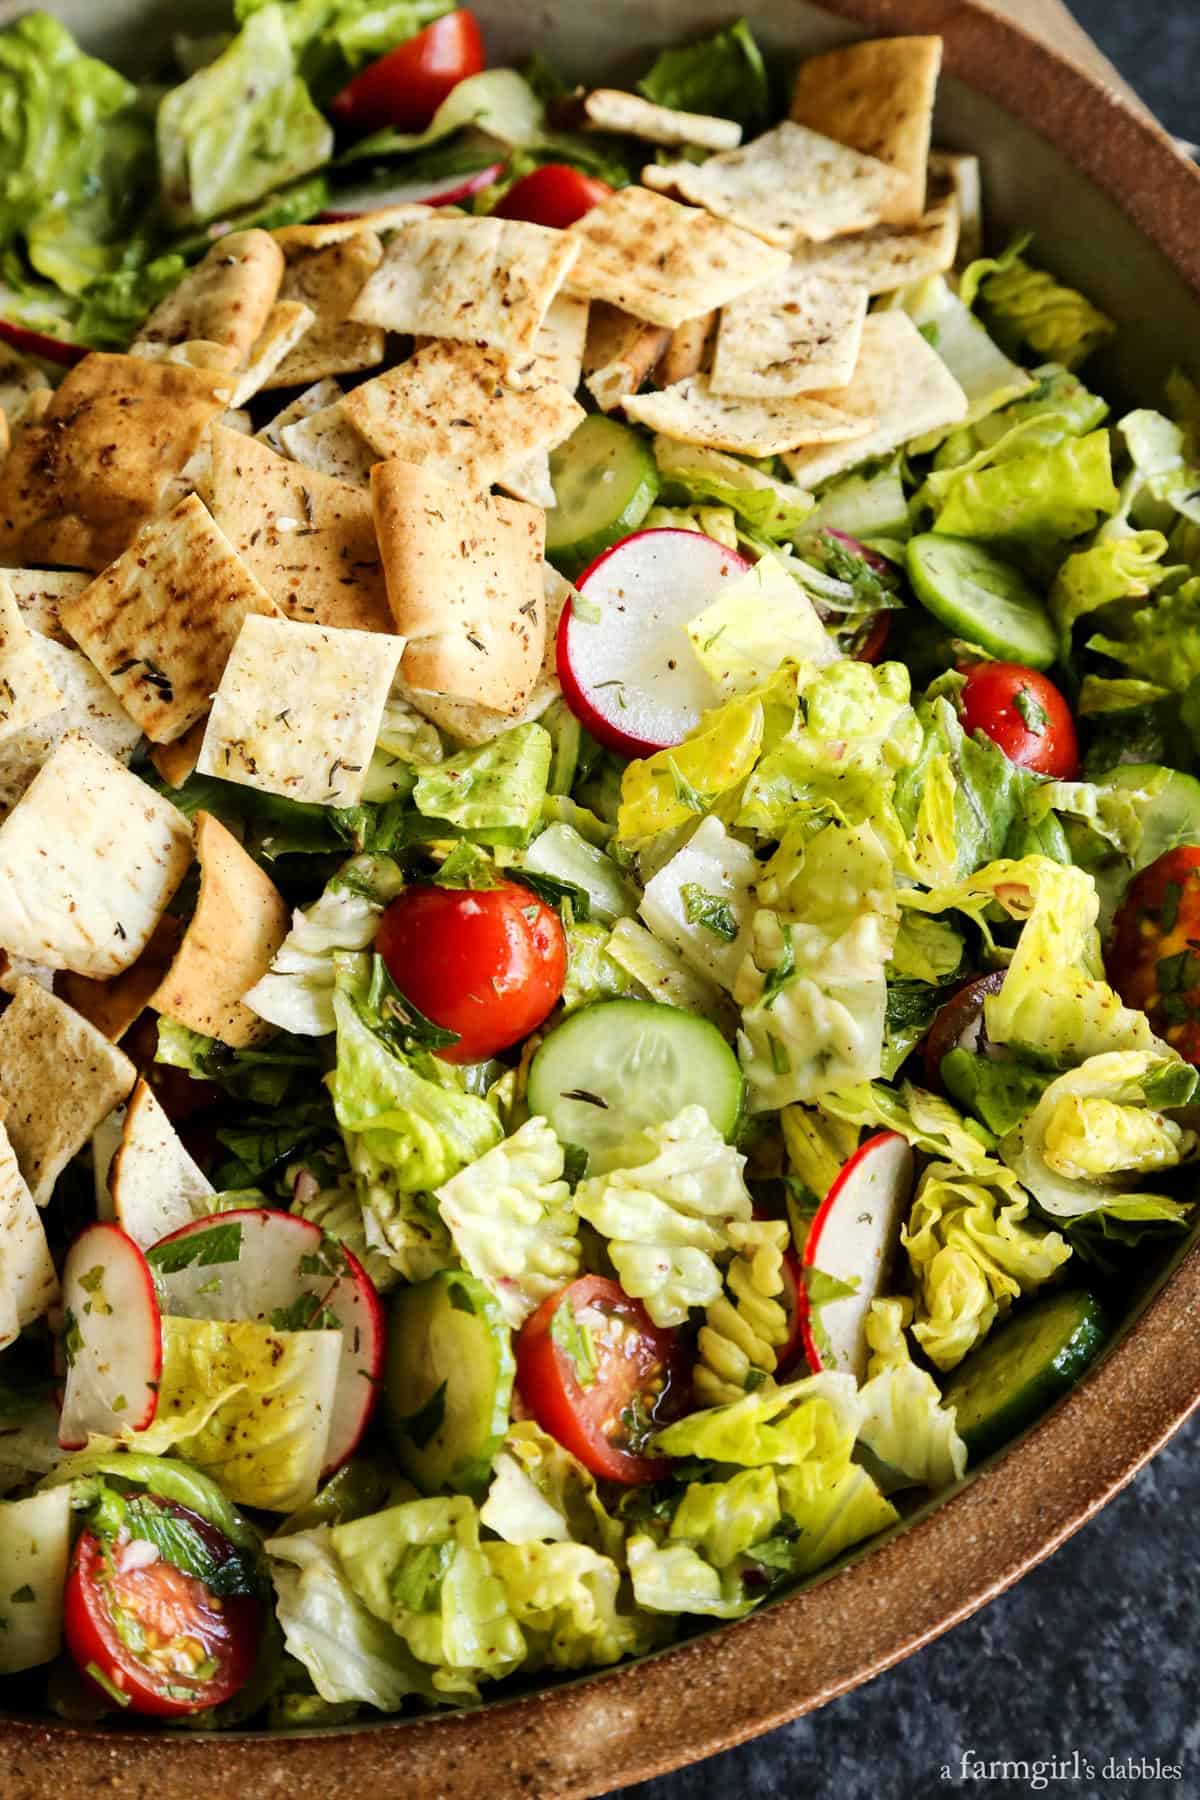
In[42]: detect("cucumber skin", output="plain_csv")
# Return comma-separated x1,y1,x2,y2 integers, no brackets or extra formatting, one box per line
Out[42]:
906,533,1057,671
546,416,660,579
941,1289,1107,1462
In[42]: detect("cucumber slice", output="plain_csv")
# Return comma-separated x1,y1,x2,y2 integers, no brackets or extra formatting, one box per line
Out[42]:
527,998,744,1163
940,1288,1107,1461
383,1270,514,1498
546,415,660,578
907,533,1057,669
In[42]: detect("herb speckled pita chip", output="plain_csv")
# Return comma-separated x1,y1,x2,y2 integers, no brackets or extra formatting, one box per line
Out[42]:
228,300,317,406
0,979,137,1204
266,231,386,390
711,273,869,398
133,229,284,362
583,89,741,151
623,373,872,457
148,812,290,1049
787,193,959,294
790,36,943,227
257,378,343,455
0,580,62,741
58,915,184,1045
0,1117,58,1344
532,292,589,392
279,402,376,488
655,310,717,388
149,721,206,792
108,1077,214,1249
583,304,672,412
5,570,90,644
0,639,142,818
930,151,983,265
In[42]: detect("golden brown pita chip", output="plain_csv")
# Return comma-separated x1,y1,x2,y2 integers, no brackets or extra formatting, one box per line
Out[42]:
265,230,387,390
3,570,89,645
786,192,959,294
372,460,546,713
278,401,377,488
710,273,869,398
495,451,554,510
272,208,431,252
341,342,584,488
583,304,672,412
532,292,589,392
583,89,741,151
149,720,206,791
0,1116,58,1343
207,425,392,634
0,639,142,819
57,915,184,1044
228,300,317,406
133,229,284,362
148,812,290,1049
257,377,344,456
108,1077,214,1249
130,338,240,374
622,373,872,457
789,36,943,226
655,310,718,388
0,978,137,1204
0,579,62,741
61,494,281,745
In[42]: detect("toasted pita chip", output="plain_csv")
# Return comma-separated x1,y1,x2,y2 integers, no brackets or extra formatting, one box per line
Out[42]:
787,192,959,294
930,150,983,265
781,310,969,488
58,915,184,1045
711,274,869,398
266,231,387,390
3,571,89,645
0,979,137,1204
583,304,672,412
0,639,142,818
130,338,240,374
207,426,391,635
0,579,62,741
373,461,545,713
0,1118,58,1345
496,452,555,510
0,732,192,977
342,342,585,488
644,122,909,248
0,346,49,426
789,36,942,227
279,402,377,488
402,564,570,746
583,89,741,151
148,813,289,1049
532,292,589,392
566,185,789,326
622,373,872,457
0,354,229,571
150,721,206,791
257,378,344,455
228,301,317,407
0,952,52,996
107,1077,214,1249
349,215,580,359
198,615,404,807
133,229,284,362
61,494,281,745
655,310,717,388
272,208,432,253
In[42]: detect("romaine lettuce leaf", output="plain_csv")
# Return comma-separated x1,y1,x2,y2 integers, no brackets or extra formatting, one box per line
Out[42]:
889,912,965,985
644,503,740,549
803,458,910,544
1049,530,1172,649
480,1421,623,1560
687,554,839,696
894,693,1030,886
653,437,814,541
1106,408,1200,538
485,1540,656,1670
413,723,551,846
617,676,782,846
856,1297,967,1491
932,429,1120,547
560,921,643,1013
1088,576,1200,692
245,856,405,1037
932,364,1109,476
636,18,769,136
961,242,1116,371
515,821,638,924
236,0,453,102
604,917,735,1030
939,1050,1053,1137
821,1079,1005,1182
639,815,758,990
626,1533,754,1619
774,1461,899,1576
651,1370,862,1477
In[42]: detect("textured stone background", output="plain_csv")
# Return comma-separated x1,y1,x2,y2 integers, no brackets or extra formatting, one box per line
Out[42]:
612,6,1200,1796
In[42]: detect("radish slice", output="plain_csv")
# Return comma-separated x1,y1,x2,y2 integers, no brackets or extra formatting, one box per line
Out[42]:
320,162,503,219
58,1224,162,1449
557,528,751,757
146,1208,384,1474
799,1131,914,1383
0,319,86,368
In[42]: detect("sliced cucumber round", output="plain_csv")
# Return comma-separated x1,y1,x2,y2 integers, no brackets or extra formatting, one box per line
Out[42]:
383,1270,514,1498
527,998,744,1164
546,415,660,579
940,1288,1107,1461
907,533,1057,670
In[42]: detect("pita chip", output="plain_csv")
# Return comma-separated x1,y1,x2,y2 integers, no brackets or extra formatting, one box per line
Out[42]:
341,342,584,489
3,570,89,645
108,1077,214,1250
227,300,317,407
583,303,672,412
148,813,289,1049
790,36,943,226
0,1118,58,1346
566,185,789,326
0,979,137,1204
198,614,404,808
930,150,983,265
655,310,718,388
207,426,391,634
710,273,869,398
150,721,206,791
0,345,49,427
130,338,240,375
266,230,387,390
373,460,546,713
133,229,284,363
272,207,431,253
644,122,909,248
0,579,62,741
350,215,580,358
623,373,873,457
532,292,589,392
782,310,968,488
0,639,142,818
58,915,184,1045
257,377,344,455
61,494,282,745
583,89,741,151
0,732,192,977
279,402,377,488
787,191,959,294
496,452,555,510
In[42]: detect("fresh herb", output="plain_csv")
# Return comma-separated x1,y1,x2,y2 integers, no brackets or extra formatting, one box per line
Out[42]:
62,1308,83,1368
681,882,738,941
365,953,461,1054
550,1295,597,1389
391,1382,447,1450
146,1221,244,1274
1160,880,1184,934
509,868,591,921
120,1495,261,1599
667,758,710,816
1013,687,1049,735
433,842,503,891
269,1294,340,1333
761,931,797,1006
560,1088,609,1108
9,1584,34,1604
85,1661,132,1708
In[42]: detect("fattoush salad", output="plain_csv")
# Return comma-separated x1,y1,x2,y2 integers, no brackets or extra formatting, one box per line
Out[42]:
0,0,1196,1730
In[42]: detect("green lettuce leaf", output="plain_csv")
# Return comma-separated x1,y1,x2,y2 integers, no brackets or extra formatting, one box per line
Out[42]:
244,855,405,1037
514,820,638,924
643,503,740,548
686,553,838,696
939,1050,1053,1137
638,814,758,991
651,1370,861,1477
626,1532,754,1619
821,1079,1004,1181
604,917,735,1030
856,1297,967,1491
73,254,187,351
773,1462,899,1577
560,921,643,1013
1088,576,1200,692
932,429,1120,547
479,1421,624,1561
653,437,814,541
961,242,1116,371
931,364,1109,476
485,1540,656,1670
1049,530,1172,649
617,675,784,846
413,722,551,846
1107,408,1200,538
894,692,1031,886
636,18,769,136
803,458,910,544
236,0,453,103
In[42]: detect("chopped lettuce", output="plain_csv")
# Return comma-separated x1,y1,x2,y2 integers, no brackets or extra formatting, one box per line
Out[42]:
1049,530,1172,649
652,1370,861,1478
687,554,839,697
856,1297,967,1491
485,1541,655,1670
932,429,1120,547
561,921,643,1013
1106,408,1200,538
636,18,769,136
604,917,735,1029
639,815,758,990
480,1421,623,1561
627,1532,754,1620
515,821,638,924
821,1080,1005,1182
653,437,814,541
961,242,1116,371
895,276,1034,438
940,1051,1053,1137
413,723,551,847
774,1462,899,1577
236,0,454,103
644,503,740,549
245,856,405,1037
803,458,910,544
617,677,782,846
0,1486,71,1673
1088,576,1200,693
894,692,1030,886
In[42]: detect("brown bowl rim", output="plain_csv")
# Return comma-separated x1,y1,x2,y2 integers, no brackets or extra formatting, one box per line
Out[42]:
6,3,1200,1794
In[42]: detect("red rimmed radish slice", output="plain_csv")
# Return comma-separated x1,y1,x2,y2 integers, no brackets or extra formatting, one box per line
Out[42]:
146,1208,384,1475
557,528,750,757
0,319,86,368
798,1131,914,1383
320,161,503,218
59,1224,162,1449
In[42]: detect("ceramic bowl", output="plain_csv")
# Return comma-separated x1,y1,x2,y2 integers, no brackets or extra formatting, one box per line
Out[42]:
3,3,1200,1794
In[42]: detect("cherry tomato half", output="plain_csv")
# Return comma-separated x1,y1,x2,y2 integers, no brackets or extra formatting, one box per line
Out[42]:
1109,847,1200,1062
329,10,485,134
516,1276,686,1483
64,1501,261,1717
376,879,566,1064
493,164,614,230
958,662,1080,779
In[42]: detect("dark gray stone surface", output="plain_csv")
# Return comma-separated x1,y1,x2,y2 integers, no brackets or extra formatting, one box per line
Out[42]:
611,8,1200,1795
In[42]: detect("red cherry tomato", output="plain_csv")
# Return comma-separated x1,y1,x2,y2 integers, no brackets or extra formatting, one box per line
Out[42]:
1109,847,1200,1063
957,662,1080,779
515,1276,687,1483
329,11,485,134
64,1502,261,1717
493,164,614,230
375,880,566,1064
